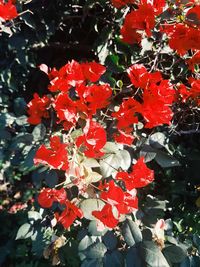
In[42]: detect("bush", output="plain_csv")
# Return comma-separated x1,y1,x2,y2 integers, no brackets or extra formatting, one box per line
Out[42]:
0,0,200,266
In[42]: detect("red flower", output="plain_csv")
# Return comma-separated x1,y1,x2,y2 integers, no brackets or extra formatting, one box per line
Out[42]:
100,180,138,215
141,80,175,128
127,64,162,89
149,0,166,15
100,180,124,206
80,61,106,82
116,157,154,190
0,0,18,21
48,60,85,92
34,136,69,171
186,5,200,26
38,188,67,208
53,92,78,129
111,97,139,131
27,93,51,125
162,23,200,56
92,204,119,228
76,84,112,115
55,201,83,229
187,51,200,72
121,2,155,44
111,0,134,8
113,130,134,146
76,119,107,158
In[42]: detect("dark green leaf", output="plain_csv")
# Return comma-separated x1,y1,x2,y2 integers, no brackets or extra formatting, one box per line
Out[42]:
139,241,170,267
16,223,33,240
122,219,142,247
102,231,117,250
163,245,187,264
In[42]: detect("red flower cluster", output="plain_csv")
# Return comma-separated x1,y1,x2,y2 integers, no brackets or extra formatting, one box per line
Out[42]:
121,0,166,44
116,157,154,190
38,188,83,229
162,23,200,56
178,78,200,104
76,119,107,158
112,64,175,133
29,60,159,230
0,0,18,21
55,201,83,229
27,93,51,125
38,188,66,208
48,60,106,92
92,157,153,228
34,136,69,171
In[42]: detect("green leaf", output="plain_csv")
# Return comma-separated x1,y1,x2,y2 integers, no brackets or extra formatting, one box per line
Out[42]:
139,241,170,267
86,241,107,259
16,223,33,240
102,231,117,250
104,251,124,267
163,245,187,264
44,169,58,188
81,259,104,267
28,211,42,224
100,150,131,178
193,234,200,247
105,54,124,73
80,199,105,220
88,221,108,236
32,124,46,141
125,247,142,267
180,256,200,267
14,97,27,116
140,144,157,163
155,151,180,168
149,132,166,149
122,219,142,247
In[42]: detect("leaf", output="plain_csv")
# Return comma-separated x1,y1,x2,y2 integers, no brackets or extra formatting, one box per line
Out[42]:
193,234,200,247
28,211,42,224
180,256,200,267
122,219,142,247
195,197,200,208
78,236,95,252
14,97,27,116
125,247,142,267
103,142,123,153
104,251,124,267
100,150,131,178
84,168,102,184
15,115,28,126
80,199,105,220
21,147,37,170
88,221,108,236
16,223,33,240
155,151,180,168
102,231,117,250
139,241,170,267
44,170,58,188
149,132,166,149
32,124,46,141
86,241,107,259
140,144,157,163
163,245,187,264
81,259,104,267
21,13,36,29
105,54,124,73
82,158,100,168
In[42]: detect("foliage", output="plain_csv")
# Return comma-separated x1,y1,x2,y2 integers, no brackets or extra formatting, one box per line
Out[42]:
1,0,200,266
